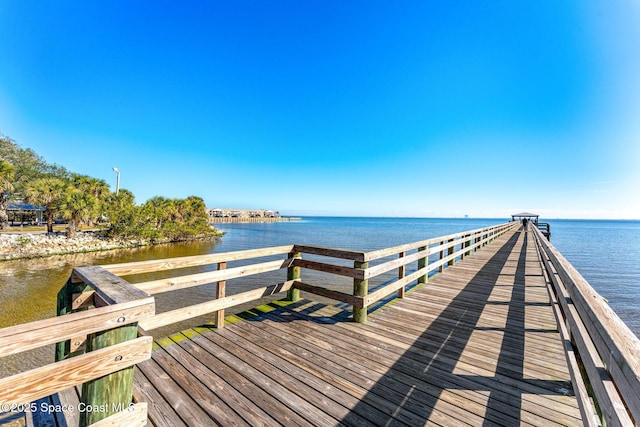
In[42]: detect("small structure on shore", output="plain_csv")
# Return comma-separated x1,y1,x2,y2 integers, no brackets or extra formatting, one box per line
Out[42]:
6,202,45,225
207,208,281,220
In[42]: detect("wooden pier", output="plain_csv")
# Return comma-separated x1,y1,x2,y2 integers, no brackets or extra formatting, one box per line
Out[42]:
1,221,639,426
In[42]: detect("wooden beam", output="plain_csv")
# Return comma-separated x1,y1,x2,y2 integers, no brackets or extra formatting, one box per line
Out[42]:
292,281,362,306
364,266,429,307
91,402,148,427
293,244,366,262
136,258,293,295
72,266,150,305
0,337,152,407
293,258,362,279
363,249,427,280
81,322,140,425
215,262,227,329
139,280,297,331
417,245,428,284
102,245,295,276
286,251,301,302
353,261,369,323
0,298,154,358
397,252,406,299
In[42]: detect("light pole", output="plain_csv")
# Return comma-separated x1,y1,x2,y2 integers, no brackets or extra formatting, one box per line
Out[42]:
112,167,120,195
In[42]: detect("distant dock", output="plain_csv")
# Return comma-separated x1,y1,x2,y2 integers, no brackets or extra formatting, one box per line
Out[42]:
209,216,301,224
207,207,300,224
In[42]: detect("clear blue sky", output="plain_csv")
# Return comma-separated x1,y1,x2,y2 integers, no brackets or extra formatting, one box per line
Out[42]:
1,1,639,219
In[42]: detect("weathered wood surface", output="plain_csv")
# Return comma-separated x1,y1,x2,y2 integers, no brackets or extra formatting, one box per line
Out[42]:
0,337,152,407
533,226,640,425
102,245,295,276
132,226,585,426
0,298,154,358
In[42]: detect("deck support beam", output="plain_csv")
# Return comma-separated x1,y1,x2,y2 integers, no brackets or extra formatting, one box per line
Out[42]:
215,262,227,328
417,246,428,284
286,251,301,302
353,261,369,323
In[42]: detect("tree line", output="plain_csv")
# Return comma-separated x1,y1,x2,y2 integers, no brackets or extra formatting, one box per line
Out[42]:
0,135,219,241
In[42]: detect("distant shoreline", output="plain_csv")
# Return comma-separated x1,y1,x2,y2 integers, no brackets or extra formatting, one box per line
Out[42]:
209,217,301,224
0,230,221,261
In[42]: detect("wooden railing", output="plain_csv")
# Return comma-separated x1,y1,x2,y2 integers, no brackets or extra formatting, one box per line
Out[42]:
0,267,154,426
289,221,518,323
4,220,638,426
532,225,640,426
0,221,516,426
98,221,517,332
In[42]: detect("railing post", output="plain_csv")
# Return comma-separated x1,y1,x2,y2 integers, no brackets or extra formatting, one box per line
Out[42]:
64,267,153,427
397,252,406,298
81,323,138,426
439,241,445,273
215,262,227,328
464,234,471,257
353,261,369,323
55,278,92,361
417,245,428,284
286,251,301,302
448,238,455,266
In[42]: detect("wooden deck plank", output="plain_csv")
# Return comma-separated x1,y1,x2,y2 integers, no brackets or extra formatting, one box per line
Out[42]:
149,344,251,427
229,312,487,427
167,332,312,427
157,333,279,427
253,302,581,426
135,357,211,426
130,226,584,426
234,309,517,426
186,330,340,427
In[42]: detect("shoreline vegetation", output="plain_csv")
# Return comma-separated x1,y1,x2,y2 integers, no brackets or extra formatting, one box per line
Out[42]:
1,135,227,256
0,229,224,261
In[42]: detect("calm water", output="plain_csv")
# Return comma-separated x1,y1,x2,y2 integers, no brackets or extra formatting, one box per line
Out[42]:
212,217,640,338
1,217,638,374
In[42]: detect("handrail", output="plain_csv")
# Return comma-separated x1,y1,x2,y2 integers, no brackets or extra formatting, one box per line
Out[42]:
532,225,640,426
0,267,155,426
4,219,638,426
0,220,520,425
93,221,518,331
103,244,295,276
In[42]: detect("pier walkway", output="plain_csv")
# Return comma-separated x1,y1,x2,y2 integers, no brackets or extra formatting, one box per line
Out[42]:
2,220,639,426
134,225,581,426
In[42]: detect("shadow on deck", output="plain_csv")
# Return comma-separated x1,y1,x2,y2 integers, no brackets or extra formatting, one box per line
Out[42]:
135,228,581,426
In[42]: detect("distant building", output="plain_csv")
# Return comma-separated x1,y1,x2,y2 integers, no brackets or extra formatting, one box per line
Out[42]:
6,202,45,225
206,208,281,220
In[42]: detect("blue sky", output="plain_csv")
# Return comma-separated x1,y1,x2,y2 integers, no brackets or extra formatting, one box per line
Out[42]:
1,1,639,219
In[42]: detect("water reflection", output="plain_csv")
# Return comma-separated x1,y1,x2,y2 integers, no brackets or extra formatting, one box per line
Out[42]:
0,240,221,376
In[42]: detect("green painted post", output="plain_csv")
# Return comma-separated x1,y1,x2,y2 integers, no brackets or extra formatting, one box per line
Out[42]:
286,251,301,302
80,323,139,426
55,278,91,362
353,261,369,323
417,246,428,284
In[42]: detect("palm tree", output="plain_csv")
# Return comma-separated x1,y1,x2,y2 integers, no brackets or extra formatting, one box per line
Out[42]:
59,187,97,238
71,174,110,226
24,176,67,233
0,159,15,230
144,196,172,230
